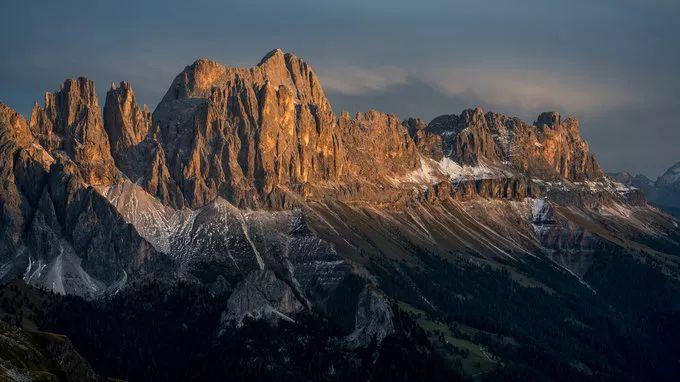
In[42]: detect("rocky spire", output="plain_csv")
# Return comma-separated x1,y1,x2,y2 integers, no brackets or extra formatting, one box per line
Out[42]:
103,81,152,178
29,77,120,185
104,81,151,151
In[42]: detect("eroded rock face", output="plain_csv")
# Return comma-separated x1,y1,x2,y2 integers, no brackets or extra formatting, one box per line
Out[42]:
404,117,443,160
103,81,151,179
343,287,394,349
116,49,427,209
452,177,540,200
147,50,344,208
1,101,158,297
220,269,305,327
29,78,120,186
339,110,419,180
427,108,603,182
0,103,53,263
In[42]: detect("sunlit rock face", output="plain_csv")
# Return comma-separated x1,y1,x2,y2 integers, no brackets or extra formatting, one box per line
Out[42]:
1,102,156,298
145,49,345,209
427,108,603,182
29,78,121,186
103,81,152,180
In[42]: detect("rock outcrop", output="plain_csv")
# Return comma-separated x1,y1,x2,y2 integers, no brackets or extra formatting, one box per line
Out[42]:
427,108,603,182
103,81,152,179
0,103,53,264
220,269,305,327
146,50,344,208
108,49,424,209
339,110,419,180
29,78,120,185
1,101,158,296
404,117,443,160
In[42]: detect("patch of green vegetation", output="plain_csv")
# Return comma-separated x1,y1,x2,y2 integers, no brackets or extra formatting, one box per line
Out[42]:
396,301,498,377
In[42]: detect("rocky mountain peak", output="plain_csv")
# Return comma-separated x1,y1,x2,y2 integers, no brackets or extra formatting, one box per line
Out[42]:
104,82,151,156
160,50,330,111
535,111,561,129
258,48,285,65
94,49,609,209
658,161,680,190
103,81,152,182
424,108,602,181
254,49,330,110
535,111,580,135
460,107,486,125
28,78,120,186
136,50,343,208
403,117,442,160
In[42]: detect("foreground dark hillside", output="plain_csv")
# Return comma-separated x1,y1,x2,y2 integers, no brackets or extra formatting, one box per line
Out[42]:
3,241,680,382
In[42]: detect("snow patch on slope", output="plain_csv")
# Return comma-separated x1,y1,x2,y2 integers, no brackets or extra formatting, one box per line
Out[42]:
393,156,509,186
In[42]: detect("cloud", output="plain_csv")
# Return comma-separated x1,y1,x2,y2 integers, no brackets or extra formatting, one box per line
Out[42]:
317,66,408,95
420,65,634,115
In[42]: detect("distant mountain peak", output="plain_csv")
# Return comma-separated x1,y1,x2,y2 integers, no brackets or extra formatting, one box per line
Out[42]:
658,161,680,188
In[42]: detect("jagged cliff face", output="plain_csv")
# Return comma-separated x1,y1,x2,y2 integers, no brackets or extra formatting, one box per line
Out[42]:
105,49,423,209
95,50,606,213
1,101,157,297
140,50,346,208
29,78,120,186
103,81,151,180
426,108,603,181
338,110,419,180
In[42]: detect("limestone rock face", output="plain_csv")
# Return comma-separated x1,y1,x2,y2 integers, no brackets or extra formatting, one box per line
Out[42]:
452,177,540,200
29,78,120,186
1,102,157,296
428,108,504,164
339,110,419,180
220,269,305,327
531,112,603,181
98,51,607,211
343,287,394,349
427,108,603,181
147,50,344,208
0,103,53,262
103,81,151,178
404,117,443,160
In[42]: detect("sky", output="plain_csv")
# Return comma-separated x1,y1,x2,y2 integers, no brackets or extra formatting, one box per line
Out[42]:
1,0,679,177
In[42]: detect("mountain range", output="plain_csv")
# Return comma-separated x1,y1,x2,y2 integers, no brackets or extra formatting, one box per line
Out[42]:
610,162,680,218
1,49,679,381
